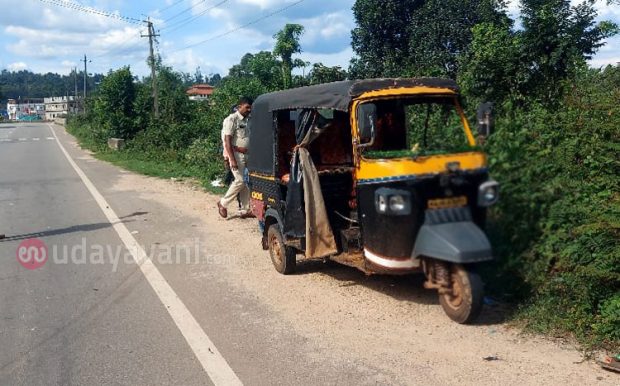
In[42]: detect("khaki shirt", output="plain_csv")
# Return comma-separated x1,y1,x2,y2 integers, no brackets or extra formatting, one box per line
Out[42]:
222,111,250,150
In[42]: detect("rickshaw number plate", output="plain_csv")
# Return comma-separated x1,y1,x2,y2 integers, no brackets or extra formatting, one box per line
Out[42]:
427,196,468,209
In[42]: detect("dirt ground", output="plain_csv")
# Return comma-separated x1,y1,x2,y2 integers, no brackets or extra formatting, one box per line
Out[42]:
109,172,617,386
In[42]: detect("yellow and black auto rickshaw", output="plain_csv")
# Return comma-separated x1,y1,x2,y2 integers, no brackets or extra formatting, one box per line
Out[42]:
247,78,498,323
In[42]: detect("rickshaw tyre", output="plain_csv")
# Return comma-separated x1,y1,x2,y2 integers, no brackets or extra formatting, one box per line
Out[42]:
439,264,484,324
267,225,296,275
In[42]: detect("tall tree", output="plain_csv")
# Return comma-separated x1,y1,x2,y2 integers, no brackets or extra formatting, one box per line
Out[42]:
458,21,524,104
208,73,222,87
460,0,618,105
350,0,422,78
94,66,136,139
408,0,510,78
194,66,204,84
228,51,283,90
519,0,618,101
350,0,509,79
273,24,305,89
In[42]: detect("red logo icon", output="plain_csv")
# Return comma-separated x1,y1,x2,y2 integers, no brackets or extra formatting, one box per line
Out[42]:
16,238,48,270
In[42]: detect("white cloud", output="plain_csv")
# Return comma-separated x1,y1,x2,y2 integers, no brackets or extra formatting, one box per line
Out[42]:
589,35,620,66
505,0,620,20
7,62,28,71
589,56,620,66
301,11,352,40
237,0,281,10
294,46,353,70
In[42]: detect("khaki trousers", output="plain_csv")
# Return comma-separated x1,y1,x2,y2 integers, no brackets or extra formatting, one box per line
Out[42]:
220,152,249,212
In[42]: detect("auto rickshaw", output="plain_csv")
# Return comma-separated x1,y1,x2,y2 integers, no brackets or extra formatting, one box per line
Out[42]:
247,78,498,323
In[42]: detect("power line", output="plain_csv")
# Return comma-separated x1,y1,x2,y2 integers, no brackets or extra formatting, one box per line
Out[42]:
37,0,143,25
91,27,146,59
161,0,229,33
169,0,306,53
163,0,206,23
159,0,186,13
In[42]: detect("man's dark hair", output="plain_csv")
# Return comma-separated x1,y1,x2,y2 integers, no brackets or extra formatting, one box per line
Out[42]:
238,96,253,106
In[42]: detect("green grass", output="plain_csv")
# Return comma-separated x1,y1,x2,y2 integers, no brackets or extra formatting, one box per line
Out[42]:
95,150,227,195
65,120,227,195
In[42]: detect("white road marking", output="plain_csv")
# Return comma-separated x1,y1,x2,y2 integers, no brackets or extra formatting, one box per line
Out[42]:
18,138,27,141
47,137,55,140
0,139,11,142
33,137,40,141
47,124,243,386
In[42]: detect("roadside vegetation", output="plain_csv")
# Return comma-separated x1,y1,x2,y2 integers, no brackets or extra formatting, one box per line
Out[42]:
65,0,618,351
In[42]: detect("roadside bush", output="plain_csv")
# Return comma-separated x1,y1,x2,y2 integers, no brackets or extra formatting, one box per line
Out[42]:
484,66,620,349
93,67,138,140
66,114,108,151
185,138,224,181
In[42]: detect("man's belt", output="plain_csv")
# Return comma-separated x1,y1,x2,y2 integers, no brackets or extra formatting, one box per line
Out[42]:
233,146,248,154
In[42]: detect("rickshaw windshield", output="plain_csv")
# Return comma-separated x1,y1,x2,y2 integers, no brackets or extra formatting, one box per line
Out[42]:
357,96,473,159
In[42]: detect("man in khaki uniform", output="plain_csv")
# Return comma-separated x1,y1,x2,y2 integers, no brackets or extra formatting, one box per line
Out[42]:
217,97,253,218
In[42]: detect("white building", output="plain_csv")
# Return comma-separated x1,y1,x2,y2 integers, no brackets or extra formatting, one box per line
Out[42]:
44,96,78,120
7,98,45,121
186,84,214,101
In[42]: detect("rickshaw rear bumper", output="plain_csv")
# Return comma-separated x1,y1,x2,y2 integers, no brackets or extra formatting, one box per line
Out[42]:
412,221,493,263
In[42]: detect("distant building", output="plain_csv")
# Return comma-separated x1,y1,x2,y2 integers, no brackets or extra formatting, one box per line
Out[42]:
186,84,214,101
7,98,45,121
44,96,78,120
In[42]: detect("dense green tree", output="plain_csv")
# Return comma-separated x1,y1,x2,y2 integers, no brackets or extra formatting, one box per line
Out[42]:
93,66,136,139
156,66,194,125
229,51,283,90
350,0,508,79
408,0,510,78
458,22,524,104
350,0,422,78
0,69,102,101
308,63,348,84
273,24,305,88
208,73,222,86
519,0,618,101
460,0,618,105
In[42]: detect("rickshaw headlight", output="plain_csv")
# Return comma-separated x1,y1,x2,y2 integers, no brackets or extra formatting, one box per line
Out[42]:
375,189,411,215
478,180,499,207
389,195,406,212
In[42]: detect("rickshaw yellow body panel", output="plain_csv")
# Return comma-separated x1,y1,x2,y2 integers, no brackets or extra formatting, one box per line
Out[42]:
357,152,487,182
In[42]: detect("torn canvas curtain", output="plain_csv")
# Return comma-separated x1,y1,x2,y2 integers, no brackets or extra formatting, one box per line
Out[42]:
283,110,338,258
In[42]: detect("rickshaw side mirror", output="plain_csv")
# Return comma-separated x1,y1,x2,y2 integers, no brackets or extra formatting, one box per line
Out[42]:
357,103,377,147
476,102,494,138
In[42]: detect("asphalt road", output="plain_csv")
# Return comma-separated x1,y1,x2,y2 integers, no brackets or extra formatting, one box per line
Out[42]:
0,122,379,386
2,122,615,386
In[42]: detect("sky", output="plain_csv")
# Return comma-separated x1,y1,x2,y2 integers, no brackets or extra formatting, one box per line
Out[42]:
0,0,618,78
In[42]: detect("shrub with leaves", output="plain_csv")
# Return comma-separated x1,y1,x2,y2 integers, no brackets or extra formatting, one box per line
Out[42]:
485,66,620,349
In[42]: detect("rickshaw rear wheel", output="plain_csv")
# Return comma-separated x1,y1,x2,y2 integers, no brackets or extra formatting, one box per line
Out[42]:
439,264,483,324
267,225,296,275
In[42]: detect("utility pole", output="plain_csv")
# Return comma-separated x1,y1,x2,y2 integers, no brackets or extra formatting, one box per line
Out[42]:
142,18,160,118
80,55,91,112
73,67,78,99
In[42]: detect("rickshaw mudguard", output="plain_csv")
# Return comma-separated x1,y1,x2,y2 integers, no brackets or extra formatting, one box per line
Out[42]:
412,221,493,263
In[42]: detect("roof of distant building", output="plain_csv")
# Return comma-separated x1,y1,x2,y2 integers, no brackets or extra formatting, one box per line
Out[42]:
186,84,215,96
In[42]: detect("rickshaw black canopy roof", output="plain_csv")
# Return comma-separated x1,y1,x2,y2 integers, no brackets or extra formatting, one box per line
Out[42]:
254,77,459,113
247,78,459,174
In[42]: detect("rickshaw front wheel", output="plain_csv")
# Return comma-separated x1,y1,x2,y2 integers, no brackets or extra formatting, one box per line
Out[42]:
439,264,483,324
267,225,296,275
